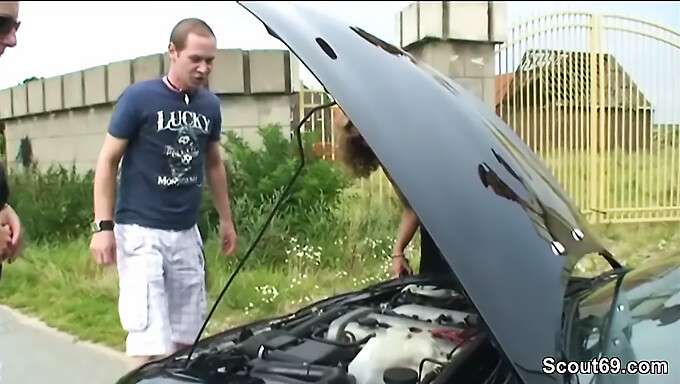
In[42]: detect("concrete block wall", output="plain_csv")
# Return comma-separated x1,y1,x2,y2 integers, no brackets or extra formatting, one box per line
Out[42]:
0,48,299,173
396,1,507,108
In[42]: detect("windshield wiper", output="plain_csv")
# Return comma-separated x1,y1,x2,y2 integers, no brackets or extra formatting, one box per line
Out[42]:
565,266,627,297
184,99,338,365
599,249,622,270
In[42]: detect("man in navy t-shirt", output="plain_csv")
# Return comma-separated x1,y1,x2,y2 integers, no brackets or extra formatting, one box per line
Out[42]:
89,17,238,367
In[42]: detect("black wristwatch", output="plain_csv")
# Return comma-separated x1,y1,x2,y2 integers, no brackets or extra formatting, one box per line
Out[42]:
91,220,115,233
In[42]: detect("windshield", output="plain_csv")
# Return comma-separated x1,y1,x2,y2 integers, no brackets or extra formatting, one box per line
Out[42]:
561,259,679,384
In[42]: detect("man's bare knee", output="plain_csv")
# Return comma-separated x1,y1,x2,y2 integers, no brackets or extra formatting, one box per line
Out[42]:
131,355,163,369
130,347,189,368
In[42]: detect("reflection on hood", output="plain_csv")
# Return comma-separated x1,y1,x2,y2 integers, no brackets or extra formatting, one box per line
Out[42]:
477,151,557,255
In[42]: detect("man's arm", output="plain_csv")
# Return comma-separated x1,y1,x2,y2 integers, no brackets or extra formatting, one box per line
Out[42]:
0,162,22,261
0,164,9,208
93,88,139,221
93,134,128,221
205,140,233,222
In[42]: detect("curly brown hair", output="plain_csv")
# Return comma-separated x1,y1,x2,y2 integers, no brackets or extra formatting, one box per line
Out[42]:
332,105,381,179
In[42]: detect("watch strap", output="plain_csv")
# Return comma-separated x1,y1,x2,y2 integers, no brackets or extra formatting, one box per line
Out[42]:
92,220,115,232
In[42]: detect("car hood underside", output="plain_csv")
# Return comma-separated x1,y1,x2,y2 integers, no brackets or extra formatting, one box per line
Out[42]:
237,2,612,383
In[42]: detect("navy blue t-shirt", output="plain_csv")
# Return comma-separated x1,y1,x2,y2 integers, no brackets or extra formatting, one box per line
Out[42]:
108,77,222,231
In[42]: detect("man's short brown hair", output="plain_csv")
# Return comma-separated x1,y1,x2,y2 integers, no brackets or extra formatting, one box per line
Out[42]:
169,18,215,51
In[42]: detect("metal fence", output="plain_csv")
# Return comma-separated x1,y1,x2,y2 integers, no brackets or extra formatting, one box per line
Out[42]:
299,12,680,224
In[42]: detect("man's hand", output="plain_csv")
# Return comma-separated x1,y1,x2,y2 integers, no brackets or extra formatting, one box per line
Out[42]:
220,219,238,256
90,231,117,266
0,224,13,263
0,205,23,263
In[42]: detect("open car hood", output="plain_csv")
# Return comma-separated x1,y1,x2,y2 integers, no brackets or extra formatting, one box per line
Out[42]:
238,2,612,382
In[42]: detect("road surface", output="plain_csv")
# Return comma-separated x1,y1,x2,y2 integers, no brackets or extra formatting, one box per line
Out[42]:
0,305,131,384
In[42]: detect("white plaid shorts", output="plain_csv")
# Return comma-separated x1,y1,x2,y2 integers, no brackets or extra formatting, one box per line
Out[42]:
114,223,207,357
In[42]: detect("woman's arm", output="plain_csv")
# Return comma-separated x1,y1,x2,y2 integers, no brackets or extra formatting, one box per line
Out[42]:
394,206,419,255
382,168,420,255
391,205,419,277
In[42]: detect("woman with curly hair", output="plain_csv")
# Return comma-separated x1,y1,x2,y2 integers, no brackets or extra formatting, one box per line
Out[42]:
331,105,451,279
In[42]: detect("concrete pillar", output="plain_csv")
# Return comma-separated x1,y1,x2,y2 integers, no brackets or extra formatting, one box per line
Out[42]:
396,1,507,108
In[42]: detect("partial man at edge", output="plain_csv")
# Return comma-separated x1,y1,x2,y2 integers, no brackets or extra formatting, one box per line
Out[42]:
0,1,27,274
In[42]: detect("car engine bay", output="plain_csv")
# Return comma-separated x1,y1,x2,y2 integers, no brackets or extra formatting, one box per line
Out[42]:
173,282,509,384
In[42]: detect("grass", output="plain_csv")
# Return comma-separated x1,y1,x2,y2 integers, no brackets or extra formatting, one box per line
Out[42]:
0,237,395,349
2,221,675,352
0,147,678,353
540,146,680,223
592,221,680,267
0,183,420,351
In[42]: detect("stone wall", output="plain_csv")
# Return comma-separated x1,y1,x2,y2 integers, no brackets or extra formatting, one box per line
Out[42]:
0,49,300,172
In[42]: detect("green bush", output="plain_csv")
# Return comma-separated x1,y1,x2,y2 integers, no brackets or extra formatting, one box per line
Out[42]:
8,165,94,243
199,124,352,267
220,124,351,233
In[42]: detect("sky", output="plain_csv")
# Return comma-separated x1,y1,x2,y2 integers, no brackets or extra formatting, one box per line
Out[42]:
0,1,678,122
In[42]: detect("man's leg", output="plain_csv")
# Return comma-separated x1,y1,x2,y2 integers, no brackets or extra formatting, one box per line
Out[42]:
164,225,208,354
115,224,175,368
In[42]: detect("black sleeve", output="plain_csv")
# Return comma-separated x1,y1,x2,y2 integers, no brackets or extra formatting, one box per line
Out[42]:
0,164,9,207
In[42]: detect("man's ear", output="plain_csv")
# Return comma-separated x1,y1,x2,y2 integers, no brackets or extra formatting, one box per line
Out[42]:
168,42,178,59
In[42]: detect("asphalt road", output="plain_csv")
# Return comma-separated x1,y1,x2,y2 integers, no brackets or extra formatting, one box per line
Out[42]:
0,305,131,384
